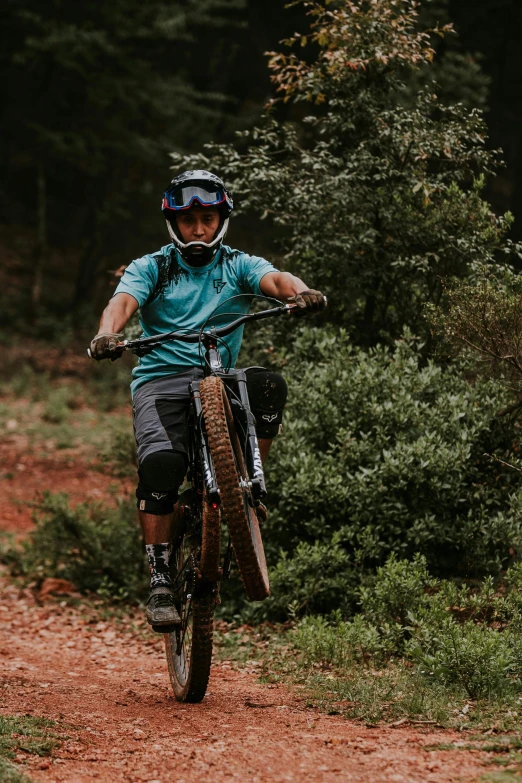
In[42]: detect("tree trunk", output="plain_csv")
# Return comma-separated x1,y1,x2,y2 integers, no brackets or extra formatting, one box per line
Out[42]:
31,164,47,311
73,231,100,307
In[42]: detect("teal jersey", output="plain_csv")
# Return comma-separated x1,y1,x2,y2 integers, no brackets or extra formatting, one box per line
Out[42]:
114,244,278,397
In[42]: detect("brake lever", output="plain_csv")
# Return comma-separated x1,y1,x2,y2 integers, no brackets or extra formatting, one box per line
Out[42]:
132,345,156,357
285,295,328,315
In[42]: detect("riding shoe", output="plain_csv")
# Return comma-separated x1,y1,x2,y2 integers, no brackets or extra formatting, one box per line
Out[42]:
146,585,181,628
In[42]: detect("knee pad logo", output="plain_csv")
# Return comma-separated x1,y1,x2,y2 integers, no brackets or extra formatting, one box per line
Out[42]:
262,413,278,423
152,492,168,500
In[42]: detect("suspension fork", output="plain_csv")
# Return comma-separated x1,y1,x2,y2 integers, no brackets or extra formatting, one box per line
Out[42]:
229,370,266,501
190,380,220,506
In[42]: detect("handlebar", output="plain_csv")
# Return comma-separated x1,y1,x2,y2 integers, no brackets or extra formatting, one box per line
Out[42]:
123,303,293,353
87,296,327,358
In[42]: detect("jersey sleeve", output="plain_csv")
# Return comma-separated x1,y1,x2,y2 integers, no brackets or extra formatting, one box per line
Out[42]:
113,256,159,308
236,253,279,296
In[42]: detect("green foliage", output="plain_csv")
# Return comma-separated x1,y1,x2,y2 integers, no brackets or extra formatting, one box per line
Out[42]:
0,760,31,783
436,267,522,402
0,0,250,317
259,326,522,619
359,553,437,626
172,0,508,343
87,359,133,412
267,537,357,618
4,493,147,601
100,426,137,477
0,716,58,761
409,619,519,699
415,1,490,112
42,387,74,424
293,555,522,701
0,715,58,783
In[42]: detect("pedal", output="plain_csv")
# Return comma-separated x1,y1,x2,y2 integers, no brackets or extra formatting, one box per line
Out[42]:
151,623,180,635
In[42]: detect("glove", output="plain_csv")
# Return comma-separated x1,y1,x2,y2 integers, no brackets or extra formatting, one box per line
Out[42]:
89,332,124,361
288,289,326,316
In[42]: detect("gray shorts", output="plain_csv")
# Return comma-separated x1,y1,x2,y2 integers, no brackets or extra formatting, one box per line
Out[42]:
132,368,204,465
133,367,287,468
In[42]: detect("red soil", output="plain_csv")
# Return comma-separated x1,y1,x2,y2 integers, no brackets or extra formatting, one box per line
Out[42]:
0,440,133,535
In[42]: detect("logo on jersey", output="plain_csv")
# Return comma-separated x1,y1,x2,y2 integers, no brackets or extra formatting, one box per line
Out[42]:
213,280,227,293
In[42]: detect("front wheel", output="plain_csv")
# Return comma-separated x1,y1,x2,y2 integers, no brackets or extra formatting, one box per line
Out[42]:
200,375,270,601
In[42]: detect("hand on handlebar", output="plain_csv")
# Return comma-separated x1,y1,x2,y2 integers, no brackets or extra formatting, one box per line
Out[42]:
287,289,327,317
89,332,124,361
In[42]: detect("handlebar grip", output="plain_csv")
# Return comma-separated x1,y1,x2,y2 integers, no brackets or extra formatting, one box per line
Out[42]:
87,343,126,359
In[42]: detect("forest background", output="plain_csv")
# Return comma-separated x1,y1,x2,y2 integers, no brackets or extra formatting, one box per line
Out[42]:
4,0,522,727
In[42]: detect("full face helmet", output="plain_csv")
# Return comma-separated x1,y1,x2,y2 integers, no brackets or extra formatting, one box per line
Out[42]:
162,170,233,263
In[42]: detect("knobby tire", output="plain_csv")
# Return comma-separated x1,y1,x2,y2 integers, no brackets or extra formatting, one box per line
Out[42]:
200,375,270,601
164,494,220,703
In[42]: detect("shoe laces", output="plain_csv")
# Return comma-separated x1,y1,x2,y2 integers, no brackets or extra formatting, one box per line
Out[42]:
154,592,175,608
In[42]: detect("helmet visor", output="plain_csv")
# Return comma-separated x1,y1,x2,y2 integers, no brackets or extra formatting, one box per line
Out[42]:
163,185,227,212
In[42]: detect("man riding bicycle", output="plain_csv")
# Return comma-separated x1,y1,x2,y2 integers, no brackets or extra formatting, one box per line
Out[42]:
90,170,325,630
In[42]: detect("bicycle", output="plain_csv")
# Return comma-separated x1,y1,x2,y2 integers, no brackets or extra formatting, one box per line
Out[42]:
110,299,323,702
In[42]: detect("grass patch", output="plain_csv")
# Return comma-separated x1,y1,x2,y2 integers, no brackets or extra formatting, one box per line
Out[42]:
0,715,58,759
0,367,133,465
0,758,32,783
0,715,60,783
214,555,522,732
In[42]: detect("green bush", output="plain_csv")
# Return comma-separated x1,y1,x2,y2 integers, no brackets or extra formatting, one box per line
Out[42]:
293,555,522,700
266,537,358,618
260,327,522,617
295,612,388,667
88,357,133,412
42,387,73,424
0,759,31,783
4,493,147,602
100,426,137,477
409,619,520,699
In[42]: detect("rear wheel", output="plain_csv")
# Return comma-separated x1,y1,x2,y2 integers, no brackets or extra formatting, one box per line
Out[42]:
200,375,270,601
164,492,220,702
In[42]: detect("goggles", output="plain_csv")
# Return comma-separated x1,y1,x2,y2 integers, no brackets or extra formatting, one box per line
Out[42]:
162,185,228,212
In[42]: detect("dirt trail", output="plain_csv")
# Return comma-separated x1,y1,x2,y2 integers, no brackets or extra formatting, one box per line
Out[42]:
0,576,491,783
0,447,493,783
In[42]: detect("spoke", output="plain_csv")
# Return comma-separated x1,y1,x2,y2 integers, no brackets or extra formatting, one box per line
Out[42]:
172,536,198,682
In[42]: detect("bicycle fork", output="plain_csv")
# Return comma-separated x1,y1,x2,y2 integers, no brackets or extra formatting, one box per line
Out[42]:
190,380,220,507
231,371,267,501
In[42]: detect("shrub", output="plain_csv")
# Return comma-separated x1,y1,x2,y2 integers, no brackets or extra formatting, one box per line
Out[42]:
295,612,388,667
260,327,522,617
100,426,137,477
4,493,147,602
408,619,520,699
42,387,73,424
266,537,358,618
292,555,522,700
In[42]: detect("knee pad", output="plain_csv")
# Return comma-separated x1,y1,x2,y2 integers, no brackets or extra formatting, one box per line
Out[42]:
136,450,187,515
246,369,288,439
